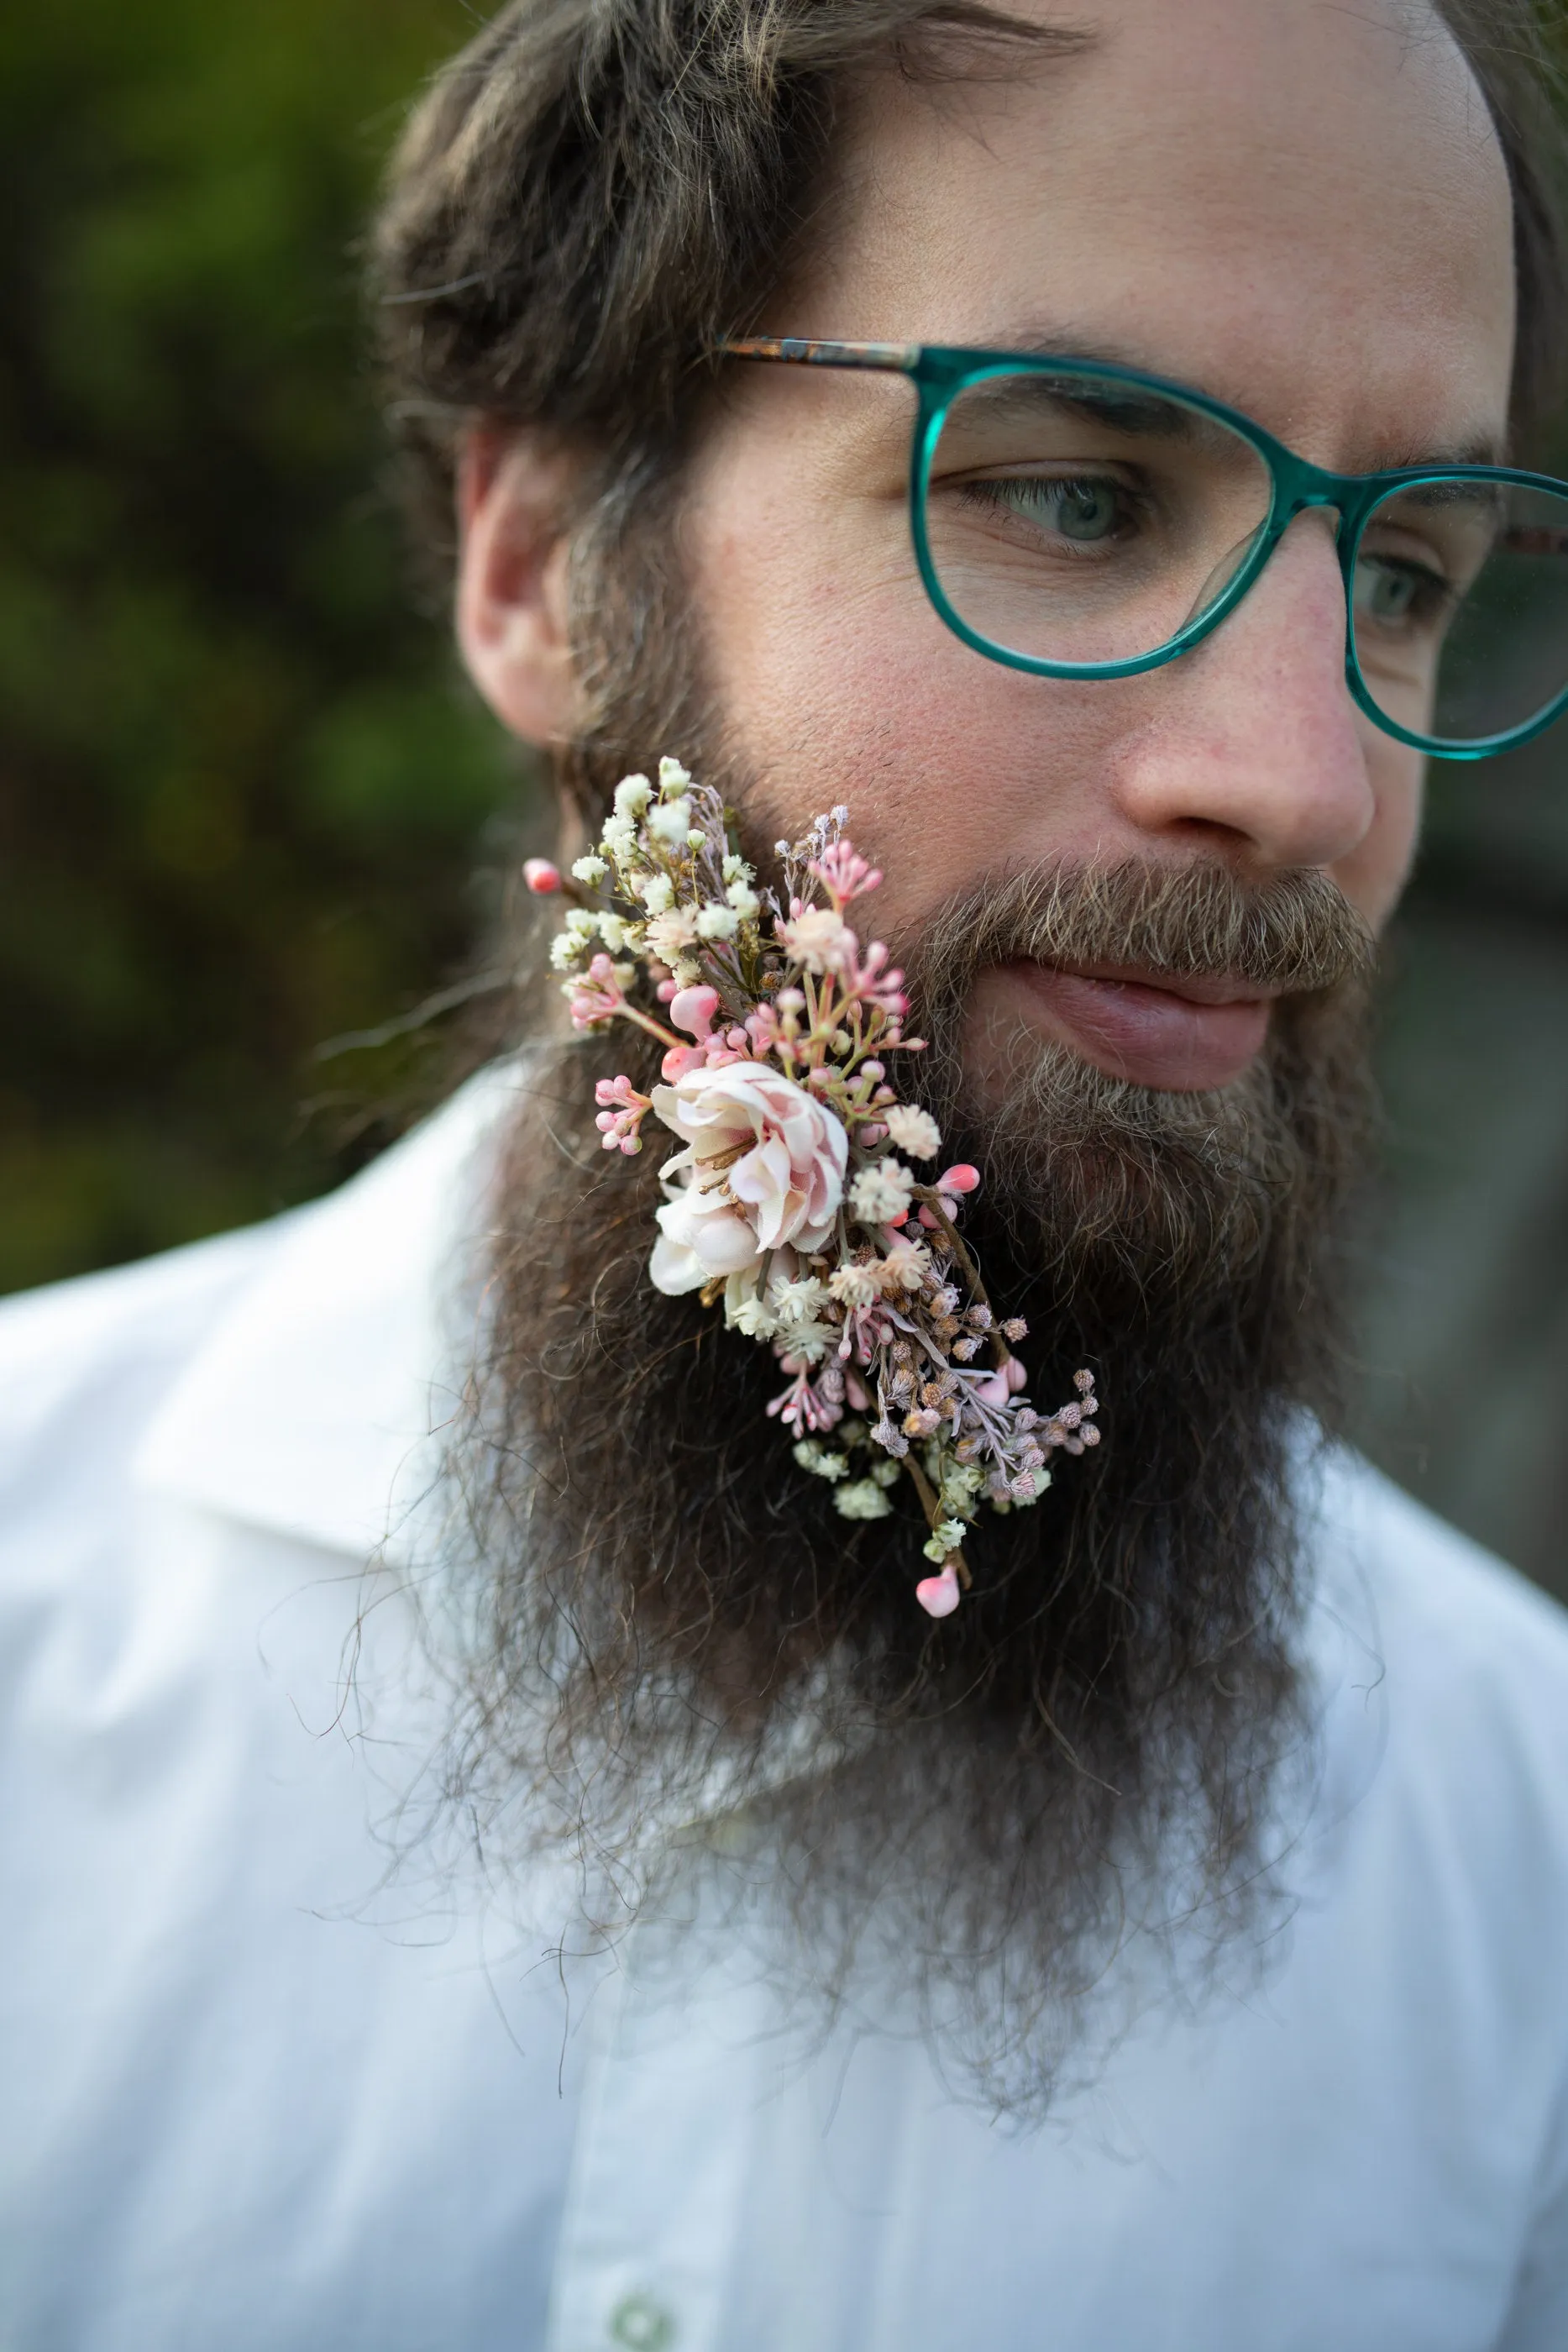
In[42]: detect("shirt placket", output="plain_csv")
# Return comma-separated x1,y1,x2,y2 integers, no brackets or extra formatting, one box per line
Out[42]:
544,1925,769,2352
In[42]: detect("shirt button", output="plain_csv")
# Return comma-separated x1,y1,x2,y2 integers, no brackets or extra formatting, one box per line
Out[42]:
607,2290,676,2349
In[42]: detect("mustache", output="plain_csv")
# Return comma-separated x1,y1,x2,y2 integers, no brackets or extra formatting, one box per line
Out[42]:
905,856,1377,1004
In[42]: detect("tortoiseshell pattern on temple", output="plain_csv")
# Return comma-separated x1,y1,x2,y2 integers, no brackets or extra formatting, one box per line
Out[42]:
723,336,920,372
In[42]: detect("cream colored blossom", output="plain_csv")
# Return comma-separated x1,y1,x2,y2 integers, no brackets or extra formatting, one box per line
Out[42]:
647,797,691,844
646,908,700,963
828,1263,881,1309
776,905,857,975
883,1104,941,1159
849,1158,915,1226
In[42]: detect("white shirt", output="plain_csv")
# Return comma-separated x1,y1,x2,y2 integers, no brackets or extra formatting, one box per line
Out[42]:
3,1068,1568,2351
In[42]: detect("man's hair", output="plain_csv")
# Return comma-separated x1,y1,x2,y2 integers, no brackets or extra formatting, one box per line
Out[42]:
371,0,1568,581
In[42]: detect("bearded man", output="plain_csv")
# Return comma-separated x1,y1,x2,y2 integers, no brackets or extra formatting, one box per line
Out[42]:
5,0,1568,2344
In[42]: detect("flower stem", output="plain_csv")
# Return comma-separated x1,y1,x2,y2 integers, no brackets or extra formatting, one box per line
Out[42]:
902,1451,972,1586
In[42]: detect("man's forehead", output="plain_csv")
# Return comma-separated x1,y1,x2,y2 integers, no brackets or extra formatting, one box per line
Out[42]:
812,0,1515,461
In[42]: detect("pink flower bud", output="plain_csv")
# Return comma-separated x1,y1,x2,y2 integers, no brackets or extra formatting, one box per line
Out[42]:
915,1565,962,1620
522,858,561,894
669,984,719,1041
1004,1355,1028,1394
937,1164,981,1195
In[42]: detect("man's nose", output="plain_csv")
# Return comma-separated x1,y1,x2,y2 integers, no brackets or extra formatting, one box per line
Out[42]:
1110,512,1377,873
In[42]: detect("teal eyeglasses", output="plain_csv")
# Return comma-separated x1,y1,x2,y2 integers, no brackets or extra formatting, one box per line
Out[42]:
723,339,1568,762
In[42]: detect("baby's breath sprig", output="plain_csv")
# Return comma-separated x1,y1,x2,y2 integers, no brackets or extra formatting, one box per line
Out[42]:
534,756,1101,1616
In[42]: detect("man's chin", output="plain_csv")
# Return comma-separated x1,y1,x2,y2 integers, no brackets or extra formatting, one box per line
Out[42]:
969,960,1274,1095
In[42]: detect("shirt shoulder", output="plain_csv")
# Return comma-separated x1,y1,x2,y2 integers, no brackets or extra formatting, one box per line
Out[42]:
1314,1442,1568,1701
1308,1445,1568,1875
0,1221,291,1515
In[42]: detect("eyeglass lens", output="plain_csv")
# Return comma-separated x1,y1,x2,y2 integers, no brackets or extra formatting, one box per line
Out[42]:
924,370,1568,748
1350,479,1568,748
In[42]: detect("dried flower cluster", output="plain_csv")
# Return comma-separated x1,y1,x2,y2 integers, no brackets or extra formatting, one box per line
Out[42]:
535,759,1099,1616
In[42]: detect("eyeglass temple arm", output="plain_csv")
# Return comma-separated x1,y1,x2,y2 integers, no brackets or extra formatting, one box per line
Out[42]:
720,336,920,373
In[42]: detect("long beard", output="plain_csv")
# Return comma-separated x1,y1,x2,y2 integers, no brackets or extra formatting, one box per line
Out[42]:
443,779,1377,2108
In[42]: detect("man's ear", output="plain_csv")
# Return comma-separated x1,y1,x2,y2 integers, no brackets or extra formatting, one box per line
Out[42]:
455,426,579,746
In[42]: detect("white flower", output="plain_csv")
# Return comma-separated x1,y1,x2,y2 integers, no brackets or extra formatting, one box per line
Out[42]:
868,1458,901,1488
780,1320,839,1365
849,1158,915,1226
658,756,692,797
639,873,674,913
614,773,653,818
776,904,857,976
648,1062,848,1294
834,1478,894,1521
883,1104,941,1160
770,1274,831,1326
793,1440,848,1481
564,908,598,938
647,797,692,844
828,1263,881,1309
726,881,759,920
727,1291,780,1338
597,912,628,953
695,902,739,940
722,853,753,885
571,853,608,885
922,1519,968,1562
548,929,586,971
646,908,700,962
600,813,636,858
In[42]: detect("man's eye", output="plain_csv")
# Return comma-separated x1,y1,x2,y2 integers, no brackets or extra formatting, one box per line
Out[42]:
965,474,1132,545
1354,554,1453,632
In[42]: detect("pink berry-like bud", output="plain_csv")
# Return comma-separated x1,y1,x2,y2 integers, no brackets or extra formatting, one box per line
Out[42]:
915,1565,962,1620
669,984,719,1041
522,858,561,893
937,1164,980,1195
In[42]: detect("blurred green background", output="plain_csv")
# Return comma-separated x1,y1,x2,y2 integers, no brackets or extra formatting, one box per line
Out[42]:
1,0,1565,1601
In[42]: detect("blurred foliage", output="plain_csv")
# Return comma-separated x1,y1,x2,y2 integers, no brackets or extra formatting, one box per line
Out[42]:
0,0,531,1292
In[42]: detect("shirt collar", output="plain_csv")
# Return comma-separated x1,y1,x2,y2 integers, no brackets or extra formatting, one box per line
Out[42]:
133,1063,527,1565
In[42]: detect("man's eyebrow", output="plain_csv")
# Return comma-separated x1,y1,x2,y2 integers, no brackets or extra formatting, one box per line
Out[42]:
958,328,1512,470
1374,431,1509,470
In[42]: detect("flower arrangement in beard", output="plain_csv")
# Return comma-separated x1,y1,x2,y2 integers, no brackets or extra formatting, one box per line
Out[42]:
534,758,1099,1619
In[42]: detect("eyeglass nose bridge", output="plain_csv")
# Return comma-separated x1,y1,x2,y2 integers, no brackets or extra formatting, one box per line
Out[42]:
1232,465,1368,657
1266,459,1367,579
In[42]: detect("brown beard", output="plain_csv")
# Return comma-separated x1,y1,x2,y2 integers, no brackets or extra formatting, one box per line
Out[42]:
443,759,1377,2105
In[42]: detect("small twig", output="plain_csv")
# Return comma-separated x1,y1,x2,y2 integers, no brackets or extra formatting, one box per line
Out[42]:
913,1188,1009,1370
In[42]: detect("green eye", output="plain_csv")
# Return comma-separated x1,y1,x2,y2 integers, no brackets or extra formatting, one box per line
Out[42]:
998,476,1125,543
1355,554,1450,631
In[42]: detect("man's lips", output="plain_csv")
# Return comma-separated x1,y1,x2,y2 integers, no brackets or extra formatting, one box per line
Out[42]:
996,958,1276,1090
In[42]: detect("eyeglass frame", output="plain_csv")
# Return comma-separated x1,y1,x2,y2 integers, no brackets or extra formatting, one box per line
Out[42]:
721,336,1568,764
